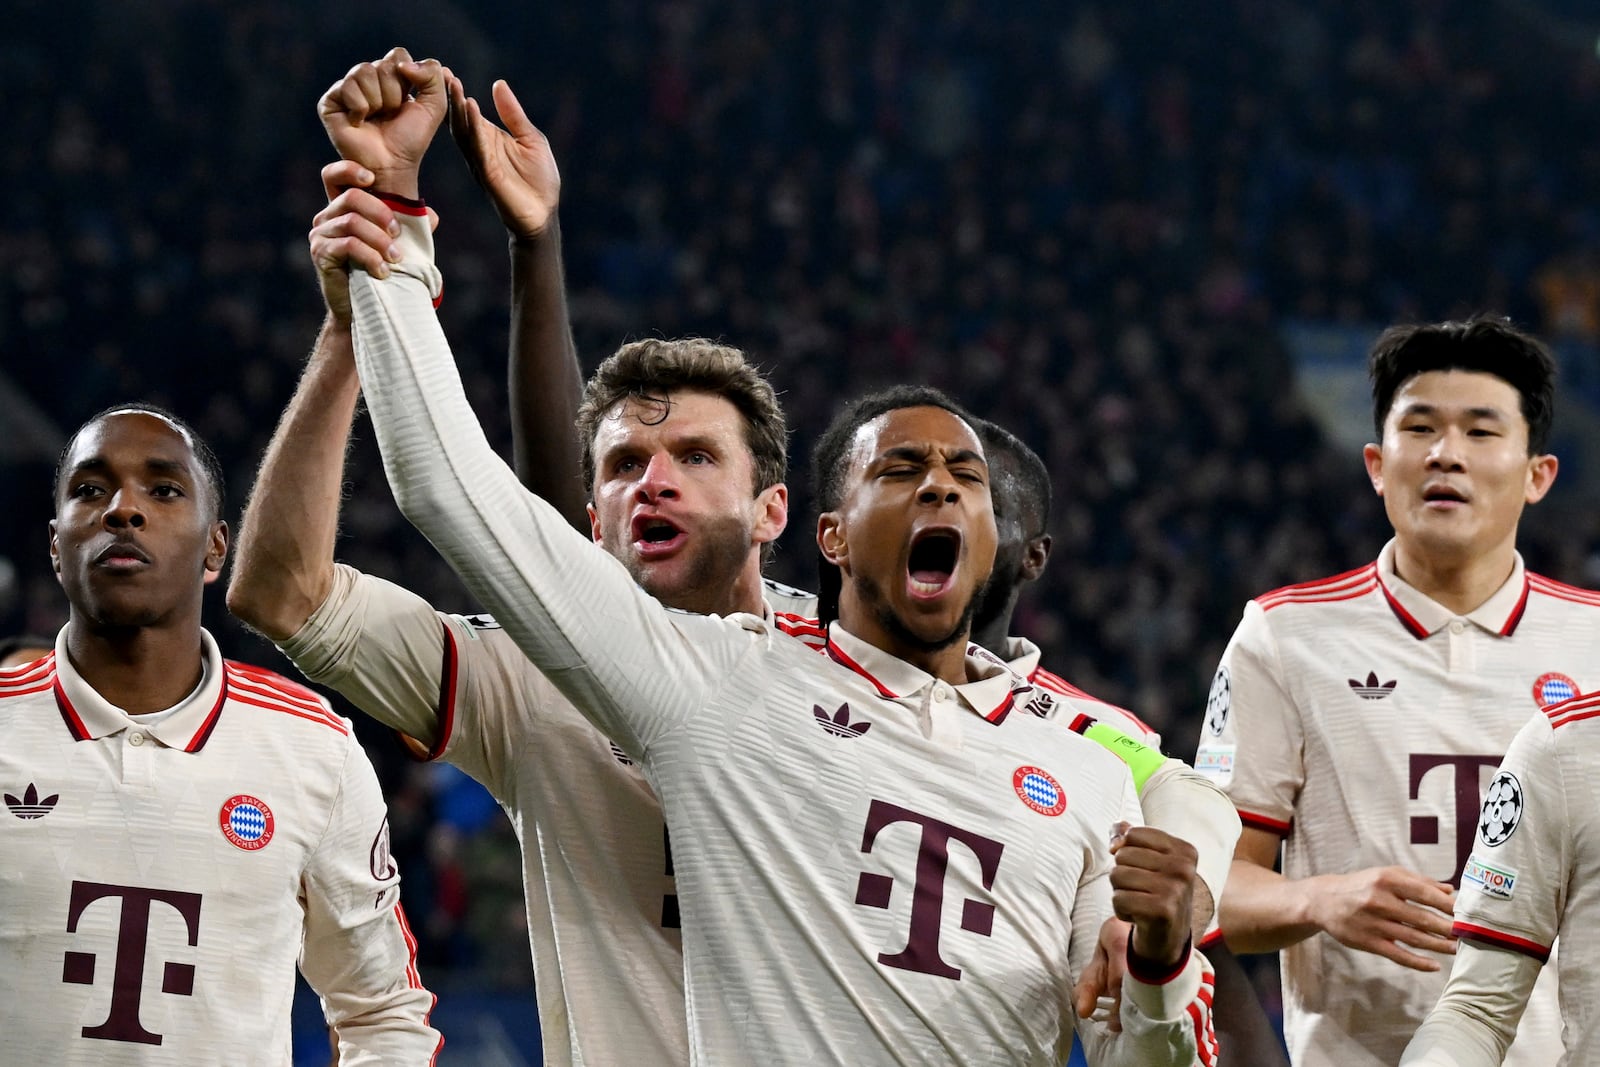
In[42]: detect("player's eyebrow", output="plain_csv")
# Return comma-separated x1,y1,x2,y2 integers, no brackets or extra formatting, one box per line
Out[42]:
1399,401,1509,422
879,445,987,466
65,455,193,481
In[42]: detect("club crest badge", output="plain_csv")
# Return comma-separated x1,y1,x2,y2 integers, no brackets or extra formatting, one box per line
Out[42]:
1532,673,1578,709
220,794,275,851
1013,766,1067,817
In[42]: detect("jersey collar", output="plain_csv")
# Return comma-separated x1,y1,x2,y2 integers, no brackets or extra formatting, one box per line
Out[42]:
823,623,1034,724
52,628,229,752
1375,539,1530,639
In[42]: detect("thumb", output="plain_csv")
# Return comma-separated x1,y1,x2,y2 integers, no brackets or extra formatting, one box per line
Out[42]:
492,79,544,146
1074,947,1108,1019
402,59,450,112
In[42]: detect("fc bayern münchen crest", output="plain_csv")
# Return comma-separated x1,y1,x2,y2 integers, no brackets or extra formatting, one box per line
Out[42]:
1478,772,1524,848
219,794,275,851
1013,766,1068,817
1531,672,1578,709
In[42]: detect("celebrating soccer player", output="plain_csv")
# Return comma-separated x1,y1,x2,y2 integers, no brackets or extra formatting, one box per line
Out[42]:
0,405,440,1061
1197,318,1590,1064
326,49,1218,1065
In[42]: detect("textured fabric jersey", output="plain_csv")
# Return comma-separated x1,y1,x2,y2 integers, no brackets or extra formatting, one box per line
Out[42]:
1402,694,1600,1066
344,213,1218,1066
1196,541,1584,1065
0,631,439,1066
280,564,829,1065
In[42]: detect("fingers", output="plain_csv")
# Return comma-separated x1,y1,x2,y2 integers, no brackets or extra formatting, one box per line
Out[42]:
310,213,400,279
400,57,449,108
1073,950,1106,1020
313,187,398,235
320,160,375,203
491,79,547,147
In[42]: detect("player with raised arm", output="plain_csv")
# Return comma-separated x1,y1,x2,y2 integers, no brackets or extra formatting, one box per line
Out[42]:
330,51,1217,1065
1402,688,1600,1065
229,48,815,1065
0,404,440,1063
1198,318,1587,1065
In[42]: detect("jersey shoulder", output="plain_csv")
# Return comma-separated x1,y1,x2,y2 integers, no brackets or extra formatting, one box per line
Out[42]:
1527,571,1600,613
225,660,350,737
1253,562,1380,613
1543,690,1600,734
0,654,56,703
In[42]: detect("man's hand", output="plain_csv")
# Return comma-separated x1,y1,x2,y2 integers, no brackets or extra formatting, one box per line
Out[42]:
1073,917,1132,1032
1110,824,1198,969
317,47,449,199
309,160,438,325
447,75,560,240
1306,866,1457,971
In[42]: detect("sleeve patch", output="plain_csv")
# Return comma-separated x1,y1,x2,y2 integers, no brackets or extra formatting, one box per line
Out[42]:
1204,665,1231,736
1194,743,1236,785
1461,857,1518,900
1477,771,1524,847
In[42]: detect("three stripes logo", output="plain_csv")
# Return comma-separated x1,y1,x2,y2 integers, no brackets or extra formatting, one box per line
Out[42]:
1347,672,1397,700
814,703,872,739
5,783,58,819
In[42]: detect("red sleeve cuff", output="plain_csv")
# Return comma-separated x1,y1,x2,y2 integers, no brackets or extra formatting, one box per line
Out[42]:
1198,928,1226,952
373,192,429,216
1127,935,1193,985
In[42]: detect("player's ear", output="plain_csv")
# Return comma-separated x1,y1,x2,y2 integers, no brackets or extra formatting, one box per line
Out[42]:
1020,534,1052,583
817,512,847,569
753,483,787,547
1362,443,1384,496
587,503,603,545
1525,453,1558,505
204,520,229,580
48,520,61,578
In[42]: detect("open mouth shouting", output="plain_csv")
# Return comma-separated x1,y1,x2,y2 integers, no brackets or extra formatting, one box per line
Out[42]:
631,513,687,559
906,527,962,600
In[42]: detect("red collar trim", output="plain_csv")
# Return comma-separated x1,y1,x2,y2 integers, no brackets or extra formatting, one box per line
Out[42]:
824,637,899,699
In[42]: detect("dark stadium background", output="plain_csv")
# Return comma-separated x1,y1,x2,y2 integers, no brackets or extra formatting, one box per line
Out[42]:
5,1,1600,1061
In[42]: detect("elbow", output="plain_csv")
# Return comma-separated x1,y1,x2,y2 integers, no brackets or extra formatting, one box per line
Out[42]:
224,566,317,644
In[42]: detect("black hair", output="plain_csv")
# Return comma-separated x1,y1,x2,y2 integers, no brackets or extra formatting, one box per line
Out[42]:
1369,317,1557,454
973,418,1050,540
55,403,227,521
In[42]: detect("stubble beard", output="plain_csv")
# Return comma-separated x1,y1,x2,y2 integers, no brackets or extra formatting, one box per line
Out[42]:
855,572,980,655
619,513,755,615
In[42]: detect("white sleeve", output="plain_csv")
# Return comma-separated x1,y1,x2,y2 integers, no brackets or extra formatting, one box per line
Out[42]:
1398,940,1544,1067
1074,780,1219,1067
1137,760,1242,923
298,729,442,1063
347,214,748,758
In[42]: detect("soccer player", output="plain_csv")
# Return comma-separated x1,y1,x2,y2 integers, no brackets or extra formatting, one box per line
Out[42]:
0,405,440,1062
229,50,813,1064
1402,688,1600,1065
334,53,1218,1064
1198,317,1586,1065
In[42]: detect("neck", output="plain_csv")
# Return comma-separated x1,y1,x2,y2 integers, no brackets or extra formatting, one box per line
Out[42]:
838,590,973,685
968,597,1018,655
1391,537,1518,616
64,618,206,715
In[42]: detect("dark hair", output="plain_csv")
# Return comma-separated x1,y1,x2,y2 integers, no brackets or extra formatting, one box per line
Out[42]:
809,385,980,623
973,418,1050,540
576,338,788,494
1369,317,1557,454
55,403,227,521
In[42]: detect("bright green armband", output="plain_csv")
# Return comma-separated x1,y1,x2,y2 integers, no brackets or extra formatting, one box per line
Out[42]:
1070,716,1167,794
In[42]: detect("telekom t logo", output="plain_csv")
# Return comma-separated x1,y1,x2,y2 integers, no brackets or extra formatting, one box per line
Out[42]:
62,881,203,1044
1409,753,1505,887
855,799,1005,980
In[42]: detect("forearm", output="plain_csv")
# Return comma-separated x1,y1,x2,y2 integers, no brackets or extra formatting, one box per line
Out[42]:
1216,858,1321,953
228,317,362,640
1137,763,1241,935
1399,942,1540,1066
347,211,706,752
508,218,588,529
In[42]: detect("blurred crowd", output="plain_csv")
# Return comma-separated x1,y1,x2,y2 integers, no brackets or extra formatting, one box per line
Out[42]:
4,0,1600,985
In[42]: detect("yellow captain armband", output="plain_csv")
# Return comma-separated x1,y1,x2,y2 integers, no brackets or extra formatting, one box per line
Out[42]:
1068,714,1167,794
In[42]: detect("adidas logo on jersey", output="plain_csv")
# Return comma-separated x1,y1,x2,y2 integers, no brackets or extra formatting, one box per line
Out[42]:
814,703,871,738
5,783,58,819
1347,672,1397,700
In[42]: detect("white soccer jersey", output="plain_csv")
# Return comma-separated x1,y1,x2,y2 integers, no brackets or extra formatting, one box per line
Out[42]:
0,631,439,1066
1403,693,1600,1066
344,216,1219,1065
1197,541,1589,1065
280,563,829,1066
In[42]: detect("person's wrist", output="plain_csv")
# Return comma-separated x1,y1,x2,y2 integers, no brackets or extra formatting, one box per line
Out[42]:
1126,932,1192,984
509,211,559,246
369,170,421,201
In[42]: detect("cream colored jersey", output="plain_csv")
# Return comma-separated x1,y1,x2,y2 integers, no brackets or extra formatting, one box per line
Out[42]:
1197,541,1590,1065
1401,693,1600,1066
344,213,1219,1066
279,564,827,1066
0,631,439,1066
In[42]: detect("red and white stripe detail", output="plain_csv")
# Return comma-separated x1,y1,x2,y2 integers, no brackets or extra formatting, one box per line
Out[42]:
1545,690,1600,731
1529,573,1600,609
392,903,444,1064
1256,564,1378,613
1452,921,1551,963
824,637,899,699
226,663,348,735
1030,666,1154,735
1237,808,1292,836
0,654,55,700
1189,969,1219,1067
774,612,827,649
